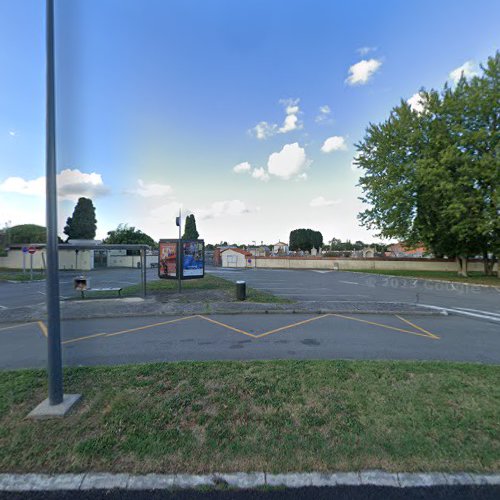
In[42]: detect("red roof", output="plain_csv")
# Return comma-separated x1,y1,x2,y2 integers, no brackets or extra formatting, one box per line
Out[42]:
221,248,252,257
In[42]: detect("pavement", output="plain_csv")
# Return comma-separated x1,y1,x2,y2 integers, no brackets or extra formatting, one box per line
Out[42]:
1,266,500,369
0,472,499,499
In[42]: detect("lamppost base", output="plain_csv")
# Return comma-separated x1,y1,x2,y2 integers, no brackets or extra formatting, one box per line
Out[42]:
27,394,81,419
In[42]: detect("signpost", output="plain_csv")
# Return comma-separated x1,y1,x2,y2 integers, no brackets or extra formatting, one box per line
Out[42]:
22,246,28,274
28,246,36,280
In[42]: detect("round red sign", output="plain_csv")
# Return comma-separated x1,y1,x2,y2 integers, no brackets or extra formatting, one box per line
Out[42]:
28,246,37,254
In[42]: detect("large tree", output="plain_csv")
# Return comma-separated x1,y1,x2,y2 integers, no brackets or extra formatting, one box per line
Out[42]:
182,214,199,240
357,52,499,276
289,228,323,252
6,224,47,244
63,197,97,240
103,224,157,248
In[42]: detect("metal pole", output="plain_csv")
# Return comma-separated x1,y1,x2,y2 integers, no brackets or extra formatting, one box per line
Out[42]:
45,0,64,406
23,252,26,274
30,253,33,281
140,249,146,297
178,209,182,293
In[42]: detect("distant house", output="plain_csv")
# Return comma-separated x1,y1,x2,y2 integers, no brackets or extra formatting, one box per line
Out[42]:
220,248,253,268
387,242,429,258
248,246,270,257
272,241,289,254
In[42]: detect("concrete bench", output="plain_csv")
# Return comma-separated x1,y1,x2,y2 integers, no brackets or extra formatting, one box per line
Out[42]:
80,287,122,299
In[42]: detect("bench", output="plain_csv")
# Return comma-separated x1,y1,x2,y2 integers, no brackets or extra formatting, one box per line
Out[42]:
80,287,122,299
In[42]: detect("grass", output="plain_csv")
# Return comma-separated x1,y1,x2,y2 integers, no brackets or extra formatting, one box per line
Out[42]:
0,271,45,282
81,274,293,304
348,269,499,286
0,360,498,474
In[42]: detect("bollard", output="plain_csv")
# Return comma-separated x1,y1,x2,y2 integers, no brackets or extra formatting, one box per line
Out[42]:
236,280,246,301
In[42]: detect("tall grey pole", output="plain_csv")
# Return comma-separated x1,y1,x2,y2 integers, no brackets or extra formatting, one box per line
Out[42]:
45,0,64,406
178,210,182,293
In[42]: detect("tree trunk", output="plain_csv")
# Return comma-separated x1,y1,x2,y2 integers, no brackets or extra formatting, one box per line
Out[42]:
456,256,468,277
483,251,493,276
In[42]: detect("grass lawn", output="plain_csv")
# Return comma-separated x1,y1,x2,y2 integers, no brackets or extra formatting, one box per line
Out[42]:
106,274,292,304
348,269,499,286
0,360,498,474
0,271,45,282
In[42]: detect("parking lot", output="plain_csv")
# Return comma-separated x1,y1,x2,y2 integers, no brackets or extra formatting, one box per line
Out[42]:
1,266,499,369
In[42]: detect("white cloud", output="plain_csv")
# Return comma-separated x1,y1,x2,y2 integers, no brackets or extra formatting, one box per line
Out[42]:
315,105,332,123
267,142,311,180
252,98,302,139
0,168,109,201
127,179,173,197
357,46,377,55
449,60,479,84
310,196,341,207
233,161,252,174
196,200,258,220
251,167,270,182
8,130,16,137
346,59,382,85
321,136,348,153
150,201,183,219
407,92,427,114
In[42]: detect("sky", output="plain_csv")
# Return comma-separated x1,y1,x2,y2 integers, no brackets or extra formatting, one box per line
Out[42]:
1,0,499,245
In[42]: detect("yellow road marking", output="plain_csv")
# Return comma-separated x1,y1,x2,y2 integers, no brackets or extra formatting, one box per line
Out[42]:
255,314,332,339
63,315,198,344
331,314,438,340
197,315,257,338
37,321,48,338
0,322,36,333
395,315,439,339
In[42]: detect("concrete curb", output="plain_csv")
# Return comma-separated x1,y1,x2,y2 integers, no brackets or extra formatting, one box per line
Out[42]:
0,472,498,491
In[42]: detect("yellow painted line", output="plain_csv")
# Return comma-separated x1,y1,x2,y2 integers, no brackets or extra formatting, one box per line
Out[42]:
331,314,438,340
0,322,37,333
395,315,439,339
63,315,198,345
105,316,197,338
255,314,332,339
37,321,48,338
197,315,257,338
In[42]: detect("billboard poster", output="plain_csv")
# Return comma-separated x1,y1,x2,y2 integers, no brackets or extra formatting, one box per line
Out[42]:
182,240,204,278
159,240,178,279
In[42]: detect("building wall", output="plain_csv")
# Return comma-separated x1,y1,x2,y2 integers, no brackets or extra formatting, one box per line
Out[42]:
0,249,93,271
221,250,248,268
255,257,497,273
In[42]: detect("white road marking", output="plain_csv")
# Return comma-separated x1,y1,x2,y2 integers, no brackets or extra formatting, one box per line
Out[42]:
452,307,500,318
339,281,359,285
312,271,332,274
0,305,7,309
419,304,500,323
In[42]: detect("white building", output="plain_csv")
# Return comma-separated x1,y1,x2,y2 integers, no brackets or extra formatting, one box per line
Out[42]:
272,241,289,254
220,248,254,268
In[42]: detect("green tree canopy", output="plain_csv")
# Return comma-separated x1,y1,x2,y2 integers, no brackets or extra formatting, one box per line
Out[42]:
6,224,46,244
357,52,499,276
103,224,157,248
63,197,97,240
182,214,199,240
289,229,323,252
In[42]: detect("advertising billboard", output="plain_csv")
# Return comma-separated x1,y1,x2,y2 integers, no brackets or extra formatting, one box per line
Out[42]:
159,239,205,280
182,240,204,278
159,240,178,279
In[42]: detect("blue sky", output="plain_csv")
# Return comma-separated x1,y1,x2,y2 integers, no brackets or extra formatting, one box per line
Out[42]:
1,0,499,244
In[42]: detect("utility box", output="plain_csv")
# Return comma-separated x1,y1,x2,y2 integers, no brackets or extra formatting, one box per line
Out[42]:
236,280,246,301
74,276,89,291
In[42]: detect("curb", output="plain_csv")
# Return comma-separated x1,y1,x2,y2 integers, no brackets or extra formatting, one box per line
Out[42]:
0,472,498,491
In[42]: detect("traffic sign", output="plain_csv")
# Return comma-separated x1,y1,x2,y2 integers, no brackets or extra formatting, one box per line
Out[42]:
22,246,29,254
28,246,37,255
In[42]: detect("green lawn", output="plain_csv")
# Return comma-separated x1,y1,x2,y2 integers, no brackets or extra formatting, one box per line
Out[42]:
348,269,499,286
0,271,45,282
0,360,498,473
102,274,292,303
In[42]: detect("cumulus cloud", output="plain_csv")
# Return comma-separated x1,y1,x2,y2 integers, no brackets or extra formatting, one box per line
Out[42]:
315,104,332,124
196,200,258,220
449,60,479,84
407,92,427,114
346,59,382,85
233,161,252,174
251,98,302,139
321,136,348,153
251,167,270,182
0,168,109,201
127,179,173,197
310,196,341,207
357,46,377,55
267,142,311,180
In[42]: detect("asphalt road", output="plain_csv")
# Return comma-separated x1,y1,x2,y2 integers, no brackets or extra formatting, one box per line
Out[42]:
2,309,500,369
210,268,500,323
